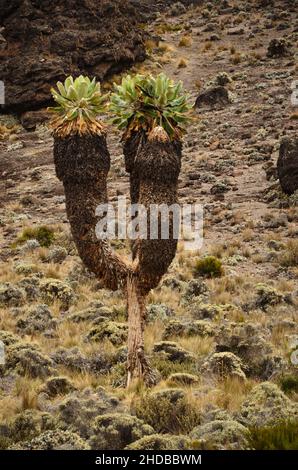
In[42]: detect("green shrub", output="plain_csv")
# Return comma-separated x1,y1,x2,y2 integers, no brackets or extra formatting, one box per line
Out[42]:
193,256,223,278
0,436,12,450
280,240,298,267
133,389,200,434
16,226,55,247
279,375,298,395
151,356,197,379
89,413,154,450
249,421,298,450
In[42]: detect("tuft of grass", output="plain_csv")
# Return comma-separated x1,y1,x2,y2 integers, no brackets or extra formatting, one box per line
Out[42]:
177,58,188,68
145,39,158,53
242,228,254,242
0,124,19,141
249,421,298,450
156,23,184,34
203,41,212,52
15,225,55,248
151,357,197,379
279,240,298,267
193,256,224,278
15,376,40,411
179,36,192,47
231,52,242,64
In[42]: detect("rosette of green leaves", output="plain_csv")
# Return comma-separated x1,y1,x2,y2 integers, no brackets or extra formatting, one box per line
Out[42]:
49,76,107,136
110,73,192,140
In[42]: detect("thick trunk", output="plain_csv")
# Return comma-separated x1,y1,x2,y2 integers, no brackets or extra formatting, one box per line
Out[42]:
134,135,182,295
123,131,146,260
126,275,154,386
53,134,131,291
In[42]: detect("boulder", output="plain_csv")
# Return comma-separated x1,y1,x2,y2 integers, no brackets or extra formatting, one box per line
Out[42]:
195,86,230,109
20,110,49,130
277,137,298,195
267,38,291,57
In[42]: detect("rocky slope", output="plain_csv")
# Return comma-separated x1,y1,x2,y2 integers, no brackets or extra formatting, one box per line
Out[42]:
0,0,148,112
0,0,297,451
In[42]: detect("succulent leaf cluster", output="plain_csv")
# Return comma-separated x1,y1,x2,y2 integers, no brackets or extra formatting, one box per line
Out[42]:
109,73,192,140
49,76,107,137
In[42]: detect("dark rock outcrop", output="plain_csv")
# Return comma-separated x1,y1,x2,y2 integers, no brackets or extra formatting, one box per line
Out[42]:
195,86,230,109
267,38,291,58
277,137,298,195
0,0,147,112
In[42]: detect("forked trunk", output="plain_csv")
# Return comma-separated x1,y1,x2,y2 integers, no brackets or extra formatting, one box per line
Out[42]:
53,129,181,387
126,275,155,387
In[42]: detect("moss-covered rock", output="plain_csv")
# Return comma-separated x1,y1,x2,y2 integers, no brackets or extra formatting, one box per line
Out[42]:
238,382,298,427
40,278,75,309
153,341,194,362
126,434,191,450
86,321,128,346
89,413,154,450
201,352,246,381
190,420,250,450
0,282,25,307
10,430,89,450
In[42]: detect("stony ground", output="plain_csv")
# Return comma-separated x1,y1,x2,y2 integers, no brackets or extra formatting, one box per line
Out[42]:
0,0,297,450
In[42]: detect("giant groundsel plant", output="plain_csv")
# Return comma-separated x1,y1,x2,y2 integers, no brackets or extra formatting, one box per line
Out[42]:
50,73,191,386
